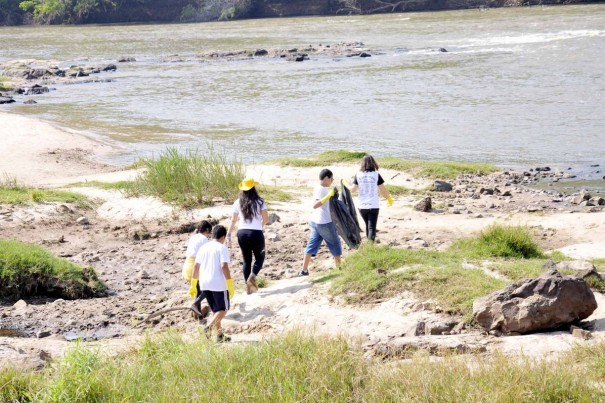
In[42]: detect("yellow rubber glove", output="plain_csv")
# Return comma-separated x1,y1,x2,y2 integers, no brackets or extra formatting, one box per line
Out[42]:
320,188,335,204
227,278,234,300
387,195,393,207
188,279,198,299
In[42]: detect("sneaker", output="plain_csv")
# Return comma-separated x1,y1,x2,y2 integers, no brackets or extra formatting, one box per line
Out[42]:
216,333,231,343
202,326,212,340
247,274,258,294
298,270,309,277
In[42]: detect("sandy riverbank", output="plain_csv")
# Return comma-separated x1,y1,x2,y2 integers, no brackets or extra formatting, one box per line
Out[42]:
1,110,605,370
0,110,123,186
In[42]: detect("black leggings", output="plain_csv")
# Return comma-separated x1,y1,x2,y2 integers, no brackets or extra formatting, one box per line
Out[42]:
237,229,265,281
359,208,379,241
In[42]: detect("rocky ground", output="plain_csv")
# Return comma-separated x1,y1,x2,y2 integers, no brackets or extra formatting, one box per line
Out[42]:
1,160,605,370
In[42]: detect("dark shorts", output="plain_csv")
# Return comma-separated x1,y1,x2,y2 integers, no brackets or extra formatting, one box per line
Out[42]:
202,290,230,312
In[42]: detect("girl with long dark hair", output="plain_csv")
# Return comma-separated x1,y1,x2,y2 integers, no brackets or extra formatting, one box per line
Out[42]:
350,155,392,242
227,177,269,294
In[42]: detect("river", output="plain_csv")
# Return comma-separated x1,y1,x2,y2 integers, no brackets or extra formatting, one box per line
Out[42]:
1,4,604,178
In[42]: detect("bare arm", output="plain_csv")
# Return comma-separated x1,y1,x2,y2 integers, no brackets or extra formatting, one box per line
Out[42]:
192,263,200,280
261,209,269,228
221,262,231,280
350,184,358,193
228,213,238,236
378,184,390,199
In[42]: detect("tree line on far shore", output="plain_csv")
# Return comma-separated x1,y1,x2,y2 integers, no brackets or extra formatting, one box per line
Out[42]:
0,0,596,26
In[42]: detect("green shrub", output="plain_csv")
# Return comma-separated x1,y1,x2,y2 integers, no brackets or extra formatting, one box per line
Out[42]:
129,146,244,207
451,225,544,259
0,239,106,300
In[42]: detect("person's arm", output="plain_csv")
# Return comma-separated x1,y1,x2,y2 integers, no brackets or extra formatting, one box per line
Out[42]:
378,183,393,206
261,209,269,228
227,213,238,243
221,262,231,280
350,184,358,193
378,184,390,199
313,187,334,209
192,263,200,280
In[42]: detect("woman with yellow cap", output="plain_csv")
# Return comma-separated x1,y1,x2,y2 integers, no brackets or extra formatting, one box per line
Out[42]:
227,177,269,294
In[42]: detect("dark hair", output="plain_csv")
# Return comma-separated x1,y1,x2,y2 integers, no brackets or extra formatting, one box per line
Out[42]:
196,220,212,234
212,225,227,240
239,187,264,223
360,155,379,172
319,168,333,180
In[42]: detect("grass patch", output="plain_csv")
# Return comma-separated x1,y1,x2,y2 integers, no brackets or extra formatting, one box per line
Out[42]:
329,226,552,318
266,151,498,180
267,150,367,167
0,176,87,205
0,239,106,300
0,76,13,91
450,225,544,259
128,146,244,207
384,183,424,196
67,180,133,191
1,331,603,401
329,244,506,317
379,158,498,179
257,184,293,203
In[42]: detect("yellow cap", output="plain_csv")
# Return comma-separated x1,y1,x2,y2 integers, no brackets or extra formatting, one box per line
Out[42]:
238,177,259,191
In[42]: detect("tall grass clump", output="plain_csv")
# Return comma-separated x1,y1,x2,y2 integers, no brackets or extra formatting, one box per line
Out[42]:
451,225,544,259
2,331,603,401
0,239,106,300
129,146,244,207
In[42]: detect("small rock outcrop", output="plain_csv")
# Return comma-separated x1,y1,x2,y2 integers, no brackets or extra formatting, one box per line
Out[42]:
473,270,597,335
414,197,432,212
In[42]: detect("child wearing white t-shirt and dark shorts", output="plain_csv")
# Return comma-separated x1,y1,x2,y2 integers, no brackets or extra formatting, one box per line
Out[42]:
190,225,234,343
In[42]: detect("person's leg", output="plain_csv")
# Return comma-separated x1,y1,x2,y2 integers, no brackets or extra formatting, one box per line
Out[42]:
359,209,370,239
250,230,266,276
317,222,342,268
204,290,230,342
366,208,379,241
237,229,254,282
301,222,322,275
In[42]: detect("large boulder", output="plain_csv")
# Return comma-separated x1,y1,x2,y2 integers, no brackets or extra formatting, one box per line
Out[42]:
473,270,597,335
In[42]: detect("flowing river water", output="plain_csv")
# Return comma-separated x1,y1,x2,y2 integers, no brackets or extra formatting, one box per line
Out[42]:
1,5,604,185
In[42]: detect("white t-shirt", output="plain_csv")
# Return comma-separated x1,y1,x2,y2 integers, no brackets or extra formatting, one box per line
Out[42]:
195,240,231,292
354,171,384,209
232,199,267,231
185,233,208,258
311,185,333,224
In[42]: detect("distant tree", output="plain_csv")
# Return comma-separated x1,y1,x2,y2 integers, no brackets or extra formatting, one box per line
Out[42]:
180,0,251,22
19,0,115,23
336,0,424,14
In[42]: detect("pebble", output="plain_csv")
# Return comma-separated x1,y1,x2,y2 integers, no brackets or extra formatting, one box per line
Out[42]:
76,216,90,225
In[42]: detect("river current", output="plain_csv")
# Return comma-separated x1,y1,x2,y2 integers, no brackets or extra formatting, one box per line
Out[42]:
1,5,604,176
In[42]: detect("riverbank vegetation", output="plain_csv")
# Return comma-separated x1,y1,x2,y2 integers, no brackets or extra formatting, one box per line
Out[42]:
327,225,553,318
127,146,244,208
270,150,498,179
0,239,106,300
0,0,593,25
1,331,603,401
0,176,87,205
